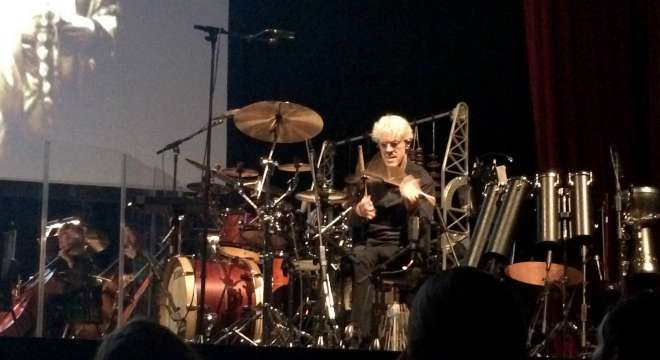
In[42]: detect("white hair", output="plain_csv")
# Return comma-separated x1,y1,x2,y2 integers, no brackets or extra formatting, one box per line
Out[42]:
371,114,413,143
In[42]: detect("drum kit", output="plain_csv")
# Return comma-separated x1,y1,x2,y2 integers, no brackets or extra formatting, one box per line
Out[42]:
155,100,353,346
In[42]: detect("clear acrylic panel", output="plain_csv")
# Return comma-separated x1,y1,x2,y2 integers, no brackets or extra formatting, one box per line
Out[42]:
0,140,177,338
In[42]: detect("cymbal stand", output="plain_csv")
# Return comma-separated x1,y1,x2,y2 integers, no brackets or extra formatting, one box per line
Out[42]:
258,139,278,344
305,139,340,347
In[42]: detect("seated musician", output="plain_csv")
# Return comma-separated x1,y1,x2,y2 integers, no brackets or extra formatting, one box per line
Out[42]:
349,115,435,343
46,223,99,336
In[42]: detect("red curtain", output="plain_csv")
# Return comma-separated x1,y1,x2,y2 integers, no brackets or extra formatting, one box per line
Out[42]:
524,0,660,192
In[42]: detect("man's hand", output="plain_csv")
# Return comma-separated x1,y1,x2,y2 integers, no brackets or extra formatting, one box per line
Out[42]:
400,175,422,204
355,195,376,220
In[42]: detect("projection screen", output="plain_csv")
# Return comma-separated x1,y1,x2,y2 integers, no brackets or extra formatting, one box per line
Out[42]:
0,0,229,188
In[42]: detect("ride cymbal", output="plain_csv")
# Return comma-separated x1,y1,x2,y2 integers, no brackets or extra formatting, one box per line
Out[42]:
220,167,259,178
295,189,347,205
278,162,312,172
233,101,323,143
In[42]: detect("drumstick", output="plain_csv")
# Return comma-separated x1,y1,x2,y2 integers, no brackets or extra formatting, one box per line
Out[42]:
357,145,368,196
366,171,437,206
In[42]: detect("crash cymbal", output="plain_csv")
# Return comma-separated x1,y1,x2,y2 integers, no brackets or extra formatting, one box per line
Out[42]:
220,167,259,178
505,261,582,287
186,182,232,195
278,162,312,172
295,189,347,204
233,101,323,143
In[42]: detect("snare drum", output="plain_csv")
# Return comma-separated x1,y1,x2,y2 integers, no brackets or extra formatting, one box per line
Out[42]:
158,256,263,341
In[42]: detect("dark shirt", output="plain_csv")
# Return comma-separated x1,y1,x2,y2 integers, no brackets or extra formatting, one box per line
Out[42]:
49,251,97,294
352,161,435,245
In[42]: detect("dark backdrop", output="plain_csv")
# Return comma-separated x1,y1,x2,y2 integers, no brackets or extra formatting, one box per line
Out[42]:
226,0,535,187
524,0,660,281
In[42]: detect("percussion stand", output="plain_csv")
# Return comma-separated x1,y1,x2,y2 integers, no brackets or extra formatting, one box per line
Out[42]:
527,248,554,352
305,139,340,347
256,138,278,344
530,188,578,357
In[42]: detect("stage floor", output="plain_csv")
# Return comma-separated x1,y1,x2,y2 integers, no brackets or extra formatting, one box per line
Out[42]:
0,337,400,360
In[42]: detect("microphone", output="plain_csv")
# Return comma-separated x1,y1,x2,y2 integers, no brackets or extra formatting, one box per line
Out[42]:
193,24,227,35
244,28,296,43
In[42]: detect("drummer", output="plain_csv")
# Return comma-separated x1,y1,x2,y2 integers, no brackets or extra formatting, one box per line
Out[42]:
349,114,435,343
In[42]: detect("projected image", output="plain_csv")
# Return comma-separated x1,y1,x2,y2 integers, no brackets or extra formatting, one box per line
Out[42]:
0,1,119,155
0,0,228,186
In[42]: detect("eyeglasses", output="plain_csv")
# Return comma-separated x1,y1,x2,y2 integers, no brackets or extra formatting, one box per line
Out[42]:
378,140,407,150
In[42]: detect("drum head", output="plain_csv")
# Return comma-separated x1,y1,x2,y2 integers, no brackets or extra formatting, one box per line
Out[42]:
158,256,263,341
159,256,197,339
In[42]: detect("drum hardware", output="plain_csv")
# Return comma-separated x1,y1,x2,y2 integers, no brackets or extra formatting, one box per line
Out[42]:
301,138,340,346
609,146,628,281
527,193,572,357
568,171,596,354
524,171,598,359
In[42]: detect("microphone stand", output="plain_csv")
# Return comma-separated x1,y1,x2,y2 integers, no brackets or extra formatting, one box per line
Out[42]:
193,24,225,342
156,116,231,192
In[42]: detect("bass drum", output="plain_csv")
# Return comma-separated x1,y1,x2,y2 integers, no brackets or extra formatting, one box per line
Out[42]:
158,256,262,341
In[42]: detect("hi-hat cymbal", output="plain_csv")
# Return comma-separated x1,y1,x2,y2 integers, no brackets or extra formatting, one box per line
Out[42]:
278,162,312,172
186,182,231,195
505,261,582,287
220,167,259,178
233,101,323,143
295,189,347,204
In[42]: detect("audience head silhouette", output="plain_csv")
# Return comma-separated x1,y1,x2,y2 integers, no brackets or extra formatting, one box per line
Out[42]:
593,290,660,360
94,319,200,360
407,267,526,360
